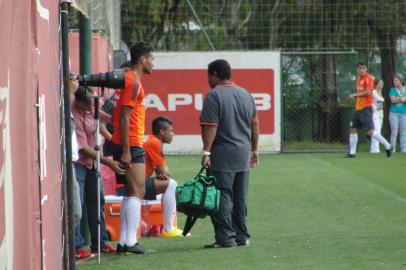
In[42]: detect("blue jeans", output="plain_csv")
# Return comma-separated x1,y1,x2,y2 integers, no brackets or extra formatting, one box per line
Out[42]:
74,163,109,251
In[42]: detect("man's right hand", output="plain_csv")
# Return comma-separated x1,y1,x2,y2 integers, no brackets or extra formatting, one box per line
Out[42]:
201,155,210,168
250,150,259,168
120,151,132,169
108,160,127,175
156,172,170,180
69,78,79,94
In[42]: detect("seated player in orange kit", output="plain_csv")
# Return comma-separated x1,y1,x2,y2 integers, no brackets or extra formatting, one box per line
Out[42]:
143,116,187,237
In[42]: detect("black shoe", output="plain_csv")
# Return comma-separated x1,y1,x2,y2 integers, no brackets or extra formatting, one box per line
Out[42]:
236,239,251,247
204,242,236,249
116,244,126,253
345,153,356,158
386,147,394,157
126,243,156,254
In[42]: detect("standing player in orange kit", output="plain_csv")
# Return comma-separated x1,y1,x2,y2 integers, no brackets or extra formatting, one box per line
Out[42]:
347,62,392,158
111,42,155,254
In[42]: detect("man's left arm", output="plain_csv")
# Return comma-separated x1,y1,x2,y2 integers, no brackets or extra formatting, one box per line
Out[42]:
250,114,260,168
354,77,374,98
354,89,372,98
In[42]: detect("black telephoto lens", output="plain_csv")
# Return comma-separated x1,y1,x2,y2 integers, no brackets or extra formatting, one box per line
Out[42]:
77,69,125,89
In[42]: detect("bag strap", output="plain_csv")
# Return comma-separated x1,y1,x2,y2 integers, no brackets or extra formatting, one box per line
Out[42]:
197,166,207,176
199,181,209,208
195,167,217,185
182,174,210,236
182,214,199,236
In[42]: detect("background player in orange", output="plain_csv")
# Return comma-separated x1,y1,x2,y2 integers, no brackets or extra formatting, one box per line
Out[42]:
111,42,154,254
347,62,392,157
143,116,188,238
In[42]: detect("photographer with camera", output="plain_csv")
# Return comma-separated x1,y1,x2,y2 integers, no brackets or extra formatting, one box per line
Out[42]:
71,85,126,259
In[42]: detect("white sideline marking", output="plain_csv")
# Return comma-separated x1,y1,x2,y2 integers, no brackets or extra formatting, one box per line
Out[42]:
309,155,406,204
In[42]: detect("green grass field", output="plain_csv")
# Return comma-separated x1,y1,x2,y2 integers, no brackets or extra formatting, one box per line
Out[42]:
77,153,406,270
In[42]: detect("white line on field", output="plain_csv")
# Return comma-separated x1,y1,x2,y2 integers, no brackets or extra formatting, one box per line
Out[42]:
307,154,406,205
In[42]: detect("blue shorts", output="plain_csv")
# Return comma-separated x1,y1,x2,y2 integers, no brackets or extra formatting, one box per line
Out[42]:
350,106,374,131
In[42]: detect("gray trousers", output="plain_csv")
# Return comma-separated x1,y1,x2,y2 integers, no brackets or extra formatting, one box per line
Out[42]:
209,169,250,245
389,112,406,152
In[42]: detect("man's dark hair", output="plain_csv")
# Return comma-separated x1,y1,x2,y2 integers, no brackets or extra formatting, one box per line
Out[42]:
208,59,231,80
74,86,92,106
152,116,173,135
130,42,153,65
357,62,367,67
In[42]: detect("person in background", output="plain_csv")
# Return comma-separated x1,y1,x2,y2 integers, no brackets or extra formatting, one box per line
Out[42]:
370,78,385,153
389,74,406,153
347,63,392,157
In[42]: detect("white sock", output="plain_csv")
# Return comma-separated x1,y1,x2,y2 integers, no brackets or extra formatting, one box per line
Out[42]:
125,196,141,246
349,133,358,155
162,179,177,232
118,197,128,246
372,131,391,150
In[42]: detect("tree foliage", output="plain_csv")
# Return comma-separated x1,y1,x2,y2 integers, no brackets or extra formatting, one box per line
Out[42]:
120,1,405,54
119,0,406,133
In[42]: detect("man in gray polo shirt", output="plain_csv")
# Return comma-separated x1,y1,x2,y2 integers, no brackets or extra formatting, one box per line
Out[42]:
200,59,260,248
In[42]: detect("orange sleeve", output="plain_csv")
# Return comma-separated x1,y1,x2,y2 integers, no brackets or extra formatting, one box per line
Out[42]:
120,73,139,108
144,140,165,168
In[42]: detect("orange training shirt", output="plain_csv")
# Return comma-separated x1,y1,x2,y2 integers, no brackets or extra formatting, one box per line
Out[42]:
355,73,374,111
112,71,145,147
143,135,165,177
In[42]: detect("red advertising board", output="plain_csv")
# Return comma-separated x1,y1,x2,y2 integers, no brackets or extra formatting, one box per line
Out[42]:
142,69,274,135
